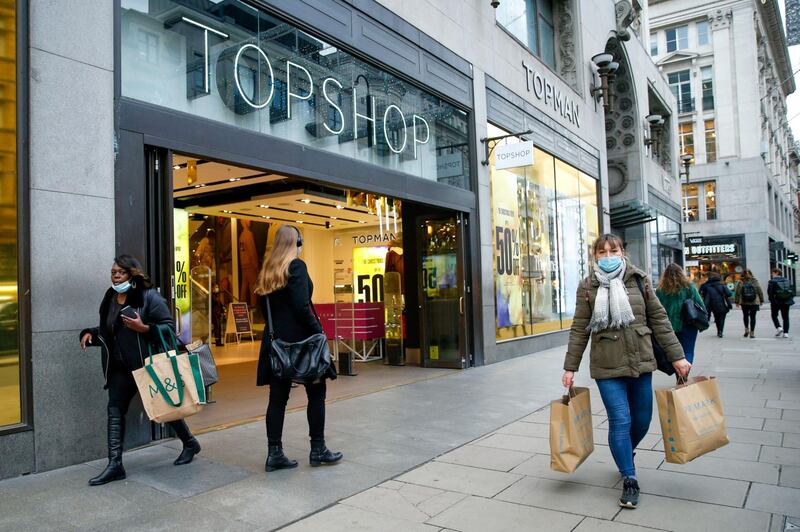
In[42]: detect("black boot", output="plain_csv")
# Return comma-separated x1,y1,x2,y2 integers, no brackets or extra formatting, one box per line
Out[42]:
89,409,126,486
309,441,342,467
266,444,298,472
170,420,201,466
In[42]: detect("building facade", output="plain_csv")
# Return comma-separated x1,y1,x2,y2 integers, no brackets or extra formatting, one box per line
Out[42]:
1,0,679,479
649,0,799,290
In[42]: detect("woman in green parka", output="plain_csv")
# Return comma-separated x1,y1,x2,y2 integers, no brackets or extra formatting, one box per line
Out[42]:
562,234,690,510
656,263,706,366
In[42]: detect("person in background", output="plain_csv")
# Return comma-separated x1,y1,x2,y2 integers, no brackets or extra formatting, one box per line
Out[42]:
734,269,764,338
656,264,706,365
700,273,733,337
79,255,201,486
254,225,341,472
563,234,688,510
767,268,795,338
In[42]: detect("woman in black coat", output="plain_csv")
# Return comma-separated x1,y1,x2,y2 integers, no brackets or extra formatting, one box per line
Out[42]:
254,225,341,472
700,273,733,337
79,255,201,486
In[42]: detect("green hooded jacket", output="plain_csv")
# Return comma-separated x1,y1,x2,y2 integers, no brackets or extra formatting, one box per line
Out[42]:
564,259,685,380
655,284,706,333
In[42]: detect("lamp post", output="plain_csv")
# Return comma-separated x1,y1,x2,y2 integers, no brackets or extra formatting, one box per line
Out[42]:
679,153,694,183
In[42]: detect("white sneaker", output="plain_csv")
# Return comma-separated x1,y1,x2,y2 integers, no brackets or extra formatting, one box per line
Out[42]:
784,333,790,338
775,327,784,337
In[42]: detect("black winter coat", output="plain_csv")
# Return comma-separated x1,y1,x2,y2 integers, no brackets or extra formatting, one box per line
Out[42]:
699,278,732,315
80,286,175,389
256,259,334,386
767,276,796,306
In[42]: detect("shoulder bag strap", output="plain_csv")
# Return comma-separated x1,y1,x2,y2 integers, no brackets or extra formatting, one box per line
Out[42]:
265,296,275,340
634,276,652,328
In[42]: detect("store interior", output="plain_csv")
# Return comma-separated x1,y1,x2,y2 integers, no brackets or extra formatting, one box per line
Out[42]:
171,153,460,431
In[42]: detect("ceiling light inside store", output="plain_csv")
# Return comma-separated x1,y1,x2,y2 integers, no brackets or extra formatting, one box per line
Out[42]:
296,220,304,224
173,165,181,170
330,216,337,220
262,216,270,219
301,198,311,203
259,204,269,209
336,204,344,209
222,210,232,213
297,211,305,215
358,220,367,224
228,178,241,182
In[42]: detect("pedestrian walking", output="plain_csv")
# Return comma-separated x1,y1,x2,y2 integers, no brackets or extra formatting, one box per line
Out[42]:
734,269,764,338
254,225,341,472
656,263,706,364
562,234,689,509
767,268,795,338
79,255,201,486
700,273,733,337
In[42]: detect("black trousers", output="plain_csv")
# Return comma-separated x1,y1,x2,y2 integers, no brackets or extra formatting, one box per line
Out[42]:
711,310,727,334
266,376,326,446
741,305,758,331
106,359,194,444
771,304,791,333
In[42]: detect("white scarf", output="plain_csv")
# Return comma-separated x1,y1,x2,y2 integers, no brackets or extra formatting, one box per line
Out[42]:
588,260,635,332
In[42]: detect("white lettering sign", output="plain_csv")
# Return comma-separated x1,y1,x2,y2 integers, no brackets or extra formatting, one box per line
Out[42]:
494,141,534,170
436,153,463,178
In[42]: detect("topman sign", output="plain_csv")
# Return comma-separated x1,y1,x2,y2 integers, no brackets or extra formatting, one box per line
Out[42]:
522,61,581,128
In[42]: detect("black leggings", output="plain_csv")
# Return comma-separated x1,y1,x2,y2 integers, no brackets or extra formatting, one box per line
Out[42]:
742,305,758,331
266,376,326,446
711,310,727,334
771,304,790,333
106,359,194,443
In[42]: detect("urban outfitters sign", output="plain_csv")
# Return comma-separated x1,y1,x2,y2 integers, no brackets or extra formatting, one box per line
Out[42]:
522,61,581,127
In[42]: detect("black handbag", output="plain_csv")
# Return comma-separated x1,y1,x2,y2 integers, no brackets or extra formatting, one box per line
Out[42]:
682,296,710,332
265,296,334,383
188,341,218,387
634,277,675,376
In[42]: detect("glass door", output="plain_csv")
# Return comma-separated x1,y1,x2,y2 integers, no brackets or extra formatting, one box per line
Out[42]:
418,213,469,368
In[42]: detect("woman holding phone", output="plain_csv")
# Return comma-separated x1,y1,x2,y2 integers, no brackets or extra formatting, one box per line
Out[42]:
79,255,201,486
562,234,689,509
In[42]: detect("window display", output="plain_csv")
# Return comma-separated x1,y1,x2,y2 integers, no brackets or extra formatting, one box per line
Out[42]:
489,124,599,341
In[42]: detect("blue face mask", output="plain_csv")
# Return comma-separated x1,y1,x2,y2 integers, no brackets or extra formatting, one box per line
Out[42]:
112,280,132,293
597,256,623,273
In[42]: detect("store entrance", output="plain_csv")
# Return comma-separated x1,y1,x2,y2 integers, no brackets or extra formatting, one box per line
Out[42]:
150,149,469,431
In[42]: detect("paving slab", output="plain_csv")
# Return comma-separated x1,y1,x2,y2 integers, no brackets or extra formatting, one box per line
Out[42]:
659,455,779,484
471,433,550,454
725,415,766,430
782,409,800,421
726,427,783,446
574,517,667,532
764,419,800,434
779,465,800,488
94,499,251,532
614,493,771,532
745,483,800,518
494,476,622,519
433,443,533,472
629,467,750,507
724,406,782,419
766,400,800,411
509,453,620,488
427,495,583,532
784,433,800,449
280,503,437,532
494,420,551,438
396,461,522,498
759,446,800,466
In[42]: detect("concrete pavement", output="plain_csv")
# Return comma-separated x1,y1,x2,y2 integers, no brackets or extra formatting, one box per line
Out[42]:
1,309,798,531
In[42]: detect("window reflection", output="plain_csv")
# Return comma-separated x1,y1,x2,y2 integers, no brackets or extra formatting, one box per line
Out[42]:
0,0,19,427
489,124,599,341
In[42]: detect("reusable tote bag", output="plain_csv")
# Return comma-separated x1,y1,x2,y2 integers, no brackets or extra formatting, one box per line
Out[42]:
132,327,206,423
655,376,729,464
550,387,594,473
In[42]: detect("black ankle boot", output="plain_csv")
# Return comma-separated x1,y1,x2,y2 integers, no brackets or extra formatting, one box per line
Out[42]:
89,410,126,486
174,437,201,466
266,445,298,472
169,420,200,465
309,441,342,467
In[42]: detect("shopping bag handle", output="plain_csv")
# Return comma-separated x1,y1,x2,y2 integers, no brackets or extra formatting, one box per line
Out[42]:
561,386,577,404
147,325,182,365
145,354,185,407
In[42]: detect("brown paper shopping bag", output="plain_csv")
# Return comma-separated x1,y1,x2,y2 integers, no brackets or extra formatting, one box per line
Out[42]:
655,376,728,464
550,387,594,473
132,327,205,423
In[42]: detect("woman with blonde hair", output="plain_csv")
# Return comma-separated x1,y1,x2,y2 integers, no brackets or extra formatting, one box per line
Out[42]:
255,225,340,472
656,263,706,364
562,234,688,509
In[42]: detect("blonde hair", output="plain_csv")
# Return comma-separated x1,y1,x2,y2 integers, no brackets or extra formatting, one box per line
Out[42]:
254,225,300,295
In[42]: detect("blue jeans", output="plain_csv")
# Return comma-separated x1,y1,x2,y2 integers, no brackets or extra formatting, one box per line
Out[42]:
675,327,698,364
596,373,653,478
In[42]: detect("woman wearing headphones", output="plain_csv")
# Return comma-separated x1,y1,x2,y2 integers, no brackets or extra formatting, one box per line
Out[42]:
254,225,341,472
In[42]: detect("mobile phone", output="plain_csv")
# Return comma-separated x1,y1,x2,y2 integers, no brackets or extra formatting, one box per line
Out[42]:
120,306,138,320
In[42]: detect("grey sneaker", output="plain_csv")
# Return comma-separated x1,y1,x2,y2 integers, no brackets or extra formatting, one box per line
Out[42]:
619,478,639,509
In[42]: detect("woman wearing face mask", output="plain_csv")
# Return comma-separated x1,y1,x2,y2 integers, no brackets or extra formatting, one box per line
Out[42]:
254,225,340,472
562,234,689,509
79,255,201,486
